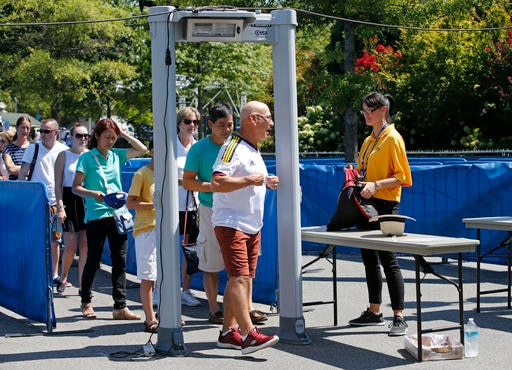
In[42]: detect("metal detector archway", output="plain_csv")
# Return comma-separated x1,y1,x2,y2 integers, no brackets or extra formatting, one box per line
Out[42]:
149,7,310,355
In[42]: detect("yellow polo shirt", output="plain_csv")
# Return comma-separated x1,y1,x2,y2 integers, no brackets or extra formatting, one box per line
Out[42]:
128,165,156,237
357,124,412,202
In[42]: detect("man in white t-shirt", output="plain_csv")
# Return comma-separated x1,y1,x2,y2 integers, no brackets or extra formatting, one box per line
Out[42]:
19,118,69,288
211,101,280,355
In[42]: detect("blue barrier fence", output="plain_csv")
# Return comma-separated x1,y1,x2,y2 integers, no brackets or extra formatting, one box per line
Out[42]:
2,157,512,328
0,181,55,332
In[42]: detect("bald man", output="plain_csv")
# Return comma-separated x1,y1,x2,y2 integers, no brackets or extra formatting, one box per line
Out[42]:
211,101,279,355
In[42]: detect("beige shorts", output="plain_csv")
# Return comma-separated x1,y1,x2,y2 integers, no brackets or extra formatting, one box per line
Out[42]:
134,229,157,281
197,204,225,273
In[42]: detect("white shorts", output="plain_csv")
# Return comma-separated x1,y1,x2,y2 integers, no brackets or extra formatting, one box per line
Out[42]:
197,204,225,273
134,229,157,281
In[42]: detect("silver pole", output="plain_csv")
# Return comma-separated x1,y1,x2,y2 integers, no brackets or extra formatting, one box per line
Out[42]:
149,6,187,356
272,9,311,344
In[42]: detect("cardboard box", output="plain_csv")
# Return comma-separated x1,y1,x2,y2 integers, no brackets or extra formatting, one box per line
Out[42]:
404,334,464,361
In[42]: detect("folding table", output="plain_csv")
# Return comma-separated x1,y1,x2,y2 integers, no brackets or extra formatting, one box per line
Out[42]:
301,226,479,362
462,216,512,312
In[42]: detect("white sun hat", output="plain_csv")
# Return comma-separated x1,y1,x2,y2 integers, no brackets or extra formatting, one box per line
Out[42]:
369,214,416,236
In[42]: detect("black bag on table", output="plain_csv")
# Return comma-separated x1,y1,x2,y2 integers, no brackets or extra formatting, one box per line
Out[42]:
326,168,378,231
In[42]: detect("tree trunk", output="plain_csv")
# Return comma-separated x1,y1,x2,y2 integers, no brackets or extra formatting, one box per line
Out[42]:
343,21,358,163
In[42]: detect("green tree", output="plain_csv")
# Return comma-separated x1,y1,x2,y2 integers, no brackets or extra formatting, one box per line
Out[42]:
2,0,512,152
10,49,90,120
282,0,512,153
0,0,141,124
475,29,512,148
396,1,512,149
175,42,273,119
279,0,409,159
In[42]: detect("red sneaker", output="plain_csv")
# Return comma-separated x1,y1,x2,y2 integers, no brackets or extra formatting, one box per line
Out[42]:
241,327,279,355
216,327,242,350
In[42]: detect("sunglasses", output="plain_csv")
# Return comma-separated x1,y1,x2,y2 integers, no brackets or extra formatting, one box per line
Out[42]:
360,108,379,115
182,119,199,125
75,133,90,139
40,129,56,134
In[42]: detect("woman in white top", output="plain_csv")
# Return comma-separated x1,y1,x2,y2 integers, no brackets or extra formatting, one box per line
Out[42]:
54,123,90,293
176,107,201,307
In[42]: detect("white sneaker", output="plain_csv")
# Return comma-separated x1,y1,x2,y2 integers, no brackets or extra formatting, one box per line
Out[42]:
181,290,201,307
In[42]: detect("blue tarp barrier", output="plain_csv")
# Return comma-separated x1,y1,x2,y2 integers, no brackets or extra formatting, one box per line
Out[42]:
2,157,512,325
102,159,278,304
0,181,55,332
117,158,512,304
300,159,512,265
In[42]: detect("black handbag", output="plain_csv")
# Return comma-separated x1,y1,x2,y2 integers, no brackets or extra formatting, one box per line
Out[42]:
181,191,200,275
326,168,378,231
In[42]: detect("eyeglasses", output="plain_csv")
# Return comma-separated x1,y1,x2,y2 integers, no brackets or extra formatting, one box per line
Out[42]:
75,133,90,139
360,108,379,115
40,129,56,134
254,113,273,122
182,119,199,125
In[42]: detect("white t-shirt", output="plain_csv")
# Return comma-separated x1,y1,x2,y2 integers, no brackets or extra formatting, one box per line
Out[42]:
22,141,68,205
63,150,84,187
176,135,198,211
212,135,268,234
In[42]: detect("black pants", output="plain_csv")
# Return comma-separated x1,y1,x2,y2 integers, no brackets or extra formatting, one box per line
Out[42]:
81,217,128,309
359,198,405,311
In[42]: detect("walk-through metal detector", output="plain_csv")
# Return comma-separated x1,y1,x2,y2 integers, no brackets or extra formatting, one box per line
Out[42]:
148,6,310,356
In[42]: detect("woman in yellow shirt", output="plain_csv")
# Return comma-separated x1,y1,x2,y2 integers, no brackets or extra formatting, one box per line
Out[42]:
348,92,412,337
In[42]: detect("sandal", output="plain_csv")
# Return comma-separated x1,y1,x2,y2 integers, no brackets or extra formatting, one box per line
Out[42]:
208,311,224,324
112,307,141,320
81,303,96,319
144,320,159,333
250,310,268,324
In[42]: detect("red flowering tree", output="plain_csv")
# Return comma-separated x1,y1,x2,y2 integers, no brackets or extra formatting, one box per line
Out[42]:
481,30,512,106
475,29,512,148
354,36,404,91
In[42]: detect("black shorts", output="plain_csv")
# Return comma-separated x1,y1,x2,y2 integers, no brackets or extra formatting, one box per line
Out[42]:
62,187,86,232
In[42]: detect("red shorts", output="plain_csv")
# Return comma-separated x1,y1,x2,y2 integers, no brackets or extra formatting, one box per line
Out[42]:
214,226,260,278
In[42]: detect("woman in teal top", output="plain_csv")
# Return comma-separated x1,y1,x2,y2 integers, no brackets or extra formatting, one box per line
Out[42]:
73,118,147,320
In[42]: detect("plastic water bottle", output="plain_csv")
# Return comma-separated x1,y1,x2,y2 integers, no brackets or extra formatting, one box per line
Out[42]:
464,318,479,357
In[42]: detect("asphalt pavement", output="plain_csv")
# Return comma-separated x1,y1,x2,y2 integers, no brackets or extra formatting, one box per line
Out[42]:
1,252,511,369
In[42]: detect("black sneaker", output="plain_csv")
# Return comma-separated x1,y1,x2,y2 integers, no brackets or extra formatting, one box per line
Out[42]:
388,315,408,336
348,308,385,326
53,277,65,294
